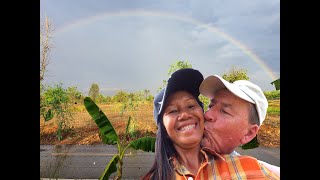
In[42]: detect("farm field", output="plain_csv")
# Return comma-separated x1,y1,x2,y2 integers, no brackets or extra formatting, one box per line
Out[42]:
40,100,280,147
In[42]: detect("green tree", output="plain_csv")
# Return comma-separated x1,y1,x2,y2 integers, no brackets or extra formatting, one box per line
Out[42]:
67,86,83,104
41,83,74,140
222,66,249,82
167,60,192,76
113,90,129,102
143,89,151,98
89,83,100,102
142,89,153,102
104,96,112,104
96,94,106,104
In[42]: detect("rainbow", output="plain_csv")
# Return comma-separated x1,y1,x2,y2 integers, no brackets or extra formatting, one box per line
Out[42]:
54,10,278,81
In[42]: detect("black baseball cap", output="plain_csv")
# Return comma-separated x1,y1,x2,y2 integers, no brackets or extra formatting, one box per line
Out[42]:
153,68,204,124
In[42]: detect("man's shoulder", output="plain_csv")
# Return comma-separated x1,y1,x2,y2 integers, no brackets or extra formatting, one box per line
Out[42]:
214,155,279,179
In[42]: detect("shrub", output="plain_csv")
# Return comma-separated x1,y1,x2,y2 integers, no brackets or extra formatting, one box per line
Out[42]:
264,90,280,100
41,83,74,140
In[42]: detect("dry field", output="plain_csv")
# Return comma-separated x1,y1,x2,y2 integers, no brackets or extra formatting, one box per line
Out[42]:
40,100,280,147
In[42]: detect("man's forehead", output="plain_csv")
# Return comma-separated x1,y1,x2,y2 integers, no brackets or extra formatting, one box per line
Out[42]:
210,97,232,107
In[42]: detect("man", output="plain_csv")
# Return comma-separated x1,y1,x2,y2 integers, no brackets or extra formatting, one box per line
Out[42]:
199,74,280,177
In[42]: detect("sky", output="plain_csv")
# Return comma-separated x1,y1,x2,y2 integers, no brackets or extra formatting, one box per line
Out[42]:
40,0,280,96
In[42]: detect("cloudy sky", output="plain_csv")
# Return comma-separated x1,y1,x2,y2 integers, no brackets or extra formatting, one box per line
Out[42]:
40,0,280,96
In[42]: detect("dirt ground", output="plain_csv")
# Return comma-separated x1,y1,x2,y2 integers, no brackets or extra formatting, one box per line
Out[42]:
40,103,280,147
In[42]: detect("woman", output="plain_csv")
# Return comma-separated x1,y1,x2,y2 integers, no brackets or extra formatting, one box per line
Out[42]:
142,68,207,179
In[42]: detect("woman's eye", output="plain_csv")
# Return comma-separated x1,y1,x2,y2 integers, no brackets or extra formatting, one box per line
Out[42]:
168,110,177,114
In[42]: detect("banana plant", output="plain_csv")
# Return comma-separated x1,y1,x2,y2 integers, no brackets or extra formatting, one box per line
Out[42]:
84,97,156,180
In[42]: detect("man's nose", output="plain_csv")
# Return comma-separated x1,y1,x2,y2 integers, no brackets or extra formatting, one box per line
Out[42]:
204,110,214,122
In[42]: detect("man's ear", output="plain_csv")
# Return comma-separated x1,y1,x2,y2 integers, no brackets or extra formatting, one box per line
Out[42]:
240,124,259,145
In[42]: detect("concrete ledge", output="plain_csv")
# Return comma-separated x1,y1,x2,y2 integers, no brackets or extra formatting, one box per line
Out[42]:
40,145,279,179
40,145,154,179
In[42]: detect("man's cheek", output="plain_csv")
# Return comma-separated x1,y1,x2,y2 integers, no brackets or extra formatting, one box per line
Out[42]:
204,122,213,129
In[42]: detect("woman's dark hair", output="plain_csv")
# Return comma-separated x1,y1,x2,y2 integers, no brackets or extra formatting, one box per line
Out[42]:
142,119,177,180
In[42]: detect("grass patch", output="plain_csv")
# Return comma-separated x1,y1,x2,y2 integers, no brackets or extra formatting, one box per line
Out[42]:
40,100,279,147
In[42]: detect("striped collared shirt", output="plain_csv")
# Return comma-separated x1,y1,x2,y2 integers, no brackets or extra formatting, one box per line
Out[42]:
171,148,280,180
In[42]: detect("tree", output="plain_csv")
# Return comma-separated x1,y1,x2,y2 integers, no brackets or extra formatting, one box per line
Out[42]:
41,83,74,140
67,86,83,104
167,60,192,76
40,16,56,123
40,16,76,141
89,83,100,102
143,89,151,99
40,16,54,82
222,65,249,82
142,89,153,102
113,90,129,102
96,94,106,104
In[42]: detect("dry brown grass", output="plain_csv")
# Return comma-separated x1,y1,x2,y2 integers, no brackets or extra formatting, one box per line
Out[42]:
40,101,280,147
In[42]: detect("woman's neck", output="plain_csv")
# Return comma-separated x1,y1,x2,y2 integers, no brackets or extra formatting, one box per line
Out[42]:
175,145,203,176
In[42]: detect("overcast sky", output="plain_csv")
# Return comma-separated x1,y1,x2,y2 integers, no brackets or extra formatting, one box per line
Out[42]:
40,0,280,96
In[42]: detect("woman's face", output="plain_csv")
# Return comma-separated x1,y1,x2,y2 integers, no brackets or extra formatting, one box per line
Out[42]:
162,91,204,149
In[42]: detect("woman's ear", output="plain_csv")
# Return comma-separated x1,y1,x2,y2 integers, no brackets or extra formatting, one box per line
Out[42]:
240,124,259,145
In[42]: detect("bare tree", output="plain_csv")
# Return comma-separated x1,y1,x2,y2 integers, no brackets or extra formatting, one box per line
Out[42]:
40,16,54,81
89,83,100,102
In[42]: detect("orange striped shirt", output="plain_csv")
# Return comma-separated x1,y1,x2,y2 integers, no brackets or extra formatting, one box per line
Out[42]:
172,148,280,180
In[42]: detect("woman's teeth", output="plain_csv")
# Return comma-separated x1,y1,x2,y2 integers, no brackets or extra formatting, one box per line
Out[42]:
180,124,195,131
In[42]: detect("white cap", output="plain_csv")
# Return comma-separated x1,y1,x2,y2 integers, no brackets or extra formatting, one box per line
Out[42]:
199,75,268,126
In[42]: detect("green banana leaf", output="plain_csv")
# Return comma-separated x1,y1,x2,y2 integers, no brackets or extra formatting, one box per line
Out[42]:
84,97,119,144
100,155,119,180
129,137,156,152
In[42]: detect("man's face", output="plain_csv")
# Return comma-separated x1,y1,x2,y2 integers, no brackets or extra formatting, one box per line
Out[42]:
201,88,251,154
